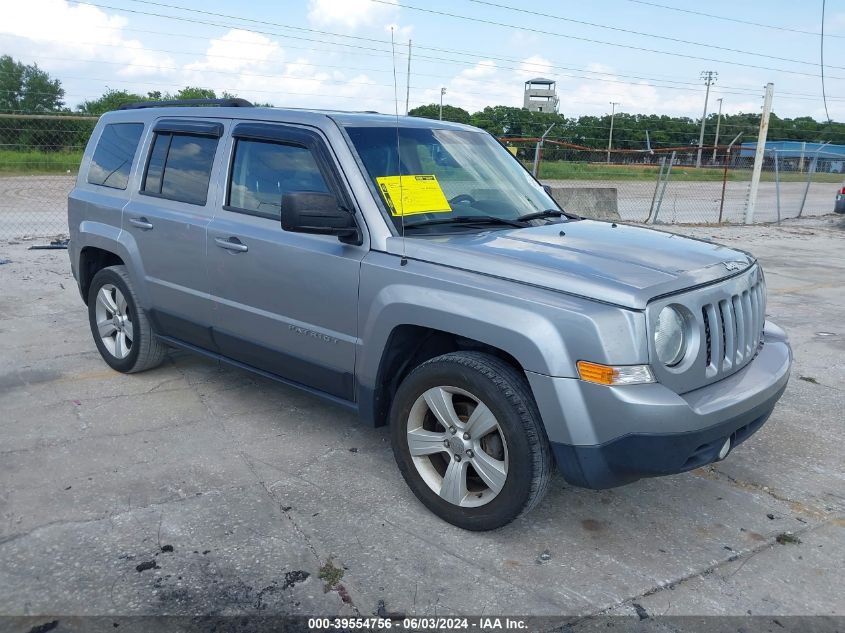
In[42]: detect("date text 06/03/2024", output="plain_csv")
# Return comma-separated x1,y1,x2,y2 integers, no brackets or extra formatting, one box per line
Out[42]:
307,617,529,630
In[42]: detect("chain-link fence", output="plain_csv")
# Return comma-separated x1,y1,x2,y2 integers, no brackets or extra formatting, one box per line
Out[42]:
1,116,843,239
0,114,96,239
502,139,844,224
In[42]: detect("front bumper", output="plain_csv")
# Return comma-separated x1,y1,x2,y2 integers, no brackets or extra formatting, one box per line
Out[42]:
527,321,792,489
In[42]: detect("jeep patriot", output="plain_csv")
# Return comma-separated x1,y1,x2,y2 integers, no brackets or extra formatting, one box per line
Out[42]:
68,99,792,530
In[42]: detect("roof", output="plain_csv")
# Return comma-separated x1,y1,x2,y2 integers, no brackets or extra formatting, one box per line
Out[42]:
738,140,845,159
101,106,479,133
525,78,555,84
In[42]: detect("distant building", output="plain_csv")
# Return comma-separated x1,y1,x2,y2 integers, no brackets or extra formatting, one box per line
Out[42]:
739,140,845,173
523,78,559,113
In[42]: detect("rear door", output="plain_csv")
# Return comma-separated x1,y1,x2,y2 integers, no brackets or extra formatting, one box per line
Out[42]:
123,118,226,349
207,122,366,400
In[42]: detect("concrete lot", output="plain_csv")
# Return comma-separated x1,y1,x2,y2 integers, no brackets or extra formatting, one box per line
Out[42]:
1,216,844,623
544,178,842,224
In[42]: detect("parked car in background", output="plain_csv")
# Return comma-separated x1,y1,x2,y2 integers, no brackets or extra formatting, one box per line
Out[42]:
67,100,792,530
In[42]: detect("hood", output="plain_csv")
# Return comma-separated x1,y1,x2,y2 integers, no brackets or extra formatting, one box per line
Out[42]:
387,220,755,309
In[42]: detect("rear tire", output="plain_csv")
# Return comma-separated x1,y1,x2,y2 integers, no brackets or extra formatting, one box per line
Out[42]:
389,351,553,530
87,265,166,373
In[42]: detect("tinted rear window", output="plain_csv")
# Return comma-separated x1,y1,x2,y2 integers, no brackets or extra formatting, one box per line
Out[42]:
87,123,144,190
142,133,218,205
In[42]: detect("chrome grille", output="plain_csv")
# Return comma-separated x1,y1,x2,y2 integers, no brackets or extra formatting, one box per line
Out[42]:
702,276,765,378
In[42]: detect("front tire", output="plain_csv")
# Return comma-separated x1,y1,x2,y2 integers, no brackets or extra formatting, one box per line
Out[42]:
389,351,553,530
87,265,166,373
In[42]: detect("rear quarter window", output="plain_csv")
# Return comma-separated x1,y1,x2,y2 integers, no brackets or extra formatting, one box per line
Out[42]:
87,123,144,190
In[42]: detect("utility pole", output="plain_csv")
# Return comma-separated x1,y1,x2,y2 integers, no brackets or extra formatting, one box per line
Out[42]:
696,70,717,168
711,97,723,164
439,87,446,120
404,39,412,115
606,101,620,164
745,82,774,224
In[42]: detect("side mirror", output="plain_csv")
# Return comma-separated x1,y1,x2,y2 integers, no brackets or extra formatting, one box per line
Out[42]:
542,184,553,196
281,191,361,245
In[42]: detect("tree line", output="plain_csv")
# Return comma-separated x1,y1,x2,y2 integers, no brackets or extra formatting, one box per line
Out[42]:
2,54,845,151
407,104,845,149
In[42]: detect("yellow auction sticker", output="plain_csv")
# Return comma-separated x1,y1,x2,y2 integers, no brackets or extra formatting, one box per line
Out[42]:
375,174,452,216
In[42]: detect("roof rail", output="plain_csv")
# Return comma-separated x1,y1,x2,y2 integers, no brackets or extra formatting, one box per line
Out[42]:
118,98,254,110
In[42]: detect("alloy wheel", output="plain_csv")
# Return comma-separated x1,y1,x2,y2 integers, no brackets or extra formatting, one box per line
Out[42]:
406,386,509,507
94,283,133,359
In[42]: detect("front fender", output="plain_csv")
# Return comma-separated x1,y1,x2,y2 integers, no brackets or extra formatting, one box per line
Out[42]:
355,251,648,424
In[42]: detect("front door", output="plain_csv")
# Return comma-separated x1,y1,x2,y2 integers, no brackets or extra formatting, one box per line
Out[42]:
207,122,366,401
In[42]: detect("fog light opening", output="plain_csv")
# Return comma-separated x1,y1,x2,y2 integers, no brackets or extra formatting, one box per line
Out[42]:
718,438,731,460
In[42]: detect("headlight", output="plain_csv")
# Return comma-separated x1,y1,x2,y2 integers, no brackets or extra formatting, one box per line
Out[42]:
654,305,687,366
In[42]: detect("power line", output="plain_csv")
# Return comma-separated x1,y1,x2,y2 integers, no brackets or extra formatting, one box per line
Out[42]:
624,0,845,39
54,1,744,91
371,0,845,80
821,0,831,122
54,1,845,98
464,0,836,69
5,2,842,118
0,36,766,104
73,0,845,82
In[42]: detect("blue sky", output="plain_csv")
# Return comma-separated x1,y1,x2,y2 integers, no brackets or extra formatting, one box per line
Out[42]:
2,0,844,122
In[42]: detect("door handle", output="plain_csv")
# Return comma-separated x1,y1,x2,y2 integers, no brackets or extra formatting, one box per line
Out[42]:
214,237,248,253
128,217,154,230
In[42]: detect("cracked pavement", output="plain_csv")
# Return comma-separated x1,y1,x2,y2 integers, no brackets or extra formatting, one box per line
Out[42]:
1,216,844,621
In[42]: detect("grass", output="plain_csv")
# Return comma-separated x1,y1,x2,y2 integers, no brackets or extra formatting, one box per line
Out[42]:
0,149,82,175
536,160,844,183
318,558,344,591
1,149,841,185
775,532,802,545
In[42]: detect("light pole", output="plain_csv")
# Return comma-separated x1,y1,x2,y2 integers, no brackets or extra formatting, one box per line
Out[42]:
696,70,717,168
711,97,723,164
439,87,446,121
606,101,620,164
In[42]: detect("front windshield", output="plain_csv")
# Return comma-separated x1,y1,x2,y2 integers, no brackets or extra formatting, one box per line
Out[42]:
345,125,561,232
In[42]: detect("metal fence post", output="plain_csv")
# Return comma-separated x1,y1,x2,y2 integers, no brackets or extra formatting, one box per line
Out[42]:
718,149,730,223
773,149,781,225
652,151,675,224
532,123,556,178
798,142,830,218
718,132,743,224
745,82,774,224
647,156,666,223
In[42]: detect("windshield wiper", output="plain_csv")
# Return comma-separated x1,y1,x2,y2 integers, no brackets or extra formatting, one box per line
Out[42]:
516,209,566,222
403,215,527,230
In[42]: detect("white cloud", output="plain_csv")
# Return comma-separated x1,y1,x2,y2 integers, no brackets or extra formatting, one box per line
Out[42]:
307,0,399,30
178,29,390,111
519,55,555,79
0,0,175,77
184,30,283,73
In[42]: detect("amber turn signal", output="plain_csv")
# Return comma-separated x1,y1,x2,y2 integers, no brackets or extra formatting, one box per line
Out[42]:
577,361,655,386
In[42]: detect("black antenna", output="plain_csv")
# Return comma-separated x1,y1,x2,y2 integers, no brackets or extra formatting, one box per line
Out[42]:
391,27,408,266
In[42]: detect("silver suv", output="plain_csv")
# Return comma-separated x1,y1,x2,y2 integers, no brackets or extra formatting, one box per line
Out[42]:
68,99,792,530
